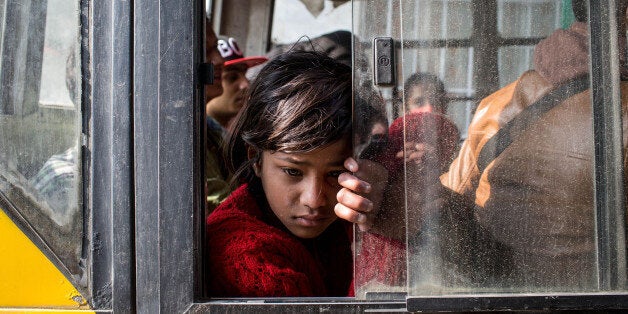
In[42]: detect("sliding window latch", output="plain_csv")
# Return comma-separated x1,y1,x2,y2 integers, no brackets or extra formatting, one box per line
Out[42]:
373,37,395,86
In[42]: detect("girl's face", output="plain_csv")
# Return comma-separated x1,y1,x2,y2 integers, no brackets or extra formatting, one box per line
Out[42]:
254,138,351,239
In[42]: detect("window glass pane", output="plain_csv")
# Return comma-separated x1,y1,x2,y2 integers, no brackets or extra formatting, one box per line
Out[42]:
354,0,628,299
445,100,472,140
402,0,472,40
353,0,406,299
497,0,561,38
498,45,534,86
402,48,473,90
40,0,80,107
406,0,599,295
0,0,83,287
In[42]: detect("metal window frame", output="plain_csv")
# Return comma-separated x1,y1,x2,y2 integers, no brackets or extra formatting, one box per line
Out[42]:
86,0,628,312
90,0,203,311
589,0,627,291
132,0,203,312
88,0,134,311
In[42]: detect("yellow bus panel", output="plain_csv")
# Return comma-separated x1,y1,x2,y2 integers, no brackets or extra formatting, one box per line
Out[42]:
0,208,91,311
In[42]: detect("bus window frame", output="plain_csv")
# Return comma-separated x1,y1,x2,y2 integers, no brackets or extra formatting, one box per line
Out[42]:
88,0,134,311
90,0,205,310
86,0,628,312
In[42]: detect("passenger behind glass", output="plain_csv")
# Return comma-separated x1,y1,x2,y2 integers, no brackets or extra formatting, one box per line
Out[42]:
354,73,460,290
439,0,628,289
31,44,80,228
204,24,267,214
206,36,267,130
395,72,460,174
206,51,353,297
338,0,628,291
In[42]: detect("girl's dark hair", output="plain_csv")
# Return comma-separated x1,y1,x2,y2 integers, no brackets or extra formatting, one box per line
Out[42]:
225,50,352,185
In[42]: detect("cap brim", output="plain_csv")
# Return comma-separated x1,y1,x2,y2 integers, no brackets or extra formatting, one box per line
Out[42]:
224,56,268,69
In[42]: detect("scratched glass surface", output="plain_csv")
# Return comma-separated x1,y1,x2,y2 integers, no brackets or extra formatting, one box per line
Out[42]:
352,0,614,300
0,0,83,288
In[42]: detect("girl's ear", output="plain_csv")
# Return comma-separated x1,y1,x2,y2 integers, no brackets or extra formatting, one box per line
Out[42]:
247,146,261,176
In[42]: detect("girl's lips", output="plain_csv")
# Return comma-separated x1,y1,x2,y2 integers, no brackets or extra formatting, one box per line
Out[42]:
295,215,333,227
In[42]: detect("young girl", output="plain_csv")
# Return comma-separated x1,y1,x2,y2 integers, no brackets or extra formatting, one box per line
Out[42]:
206,50,368,297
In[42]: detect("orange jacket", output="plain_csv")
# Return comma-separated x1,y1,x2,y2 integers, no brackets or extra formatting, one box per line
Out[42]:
441,68,628,287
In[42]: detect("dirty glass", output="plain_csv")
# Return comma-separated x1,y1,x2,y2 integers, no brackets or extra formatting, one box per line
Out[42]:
353,0,626,299
352,0,406,299
0,0,83,288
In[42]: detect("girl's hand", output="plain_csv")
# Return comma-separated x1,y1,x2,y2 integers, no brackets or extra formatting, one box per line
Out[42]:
335,157,388,232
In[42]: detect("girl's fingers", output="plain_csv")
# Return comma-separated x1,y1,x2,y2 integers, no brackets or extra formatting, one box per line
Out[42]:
334,203,367,223
338,172,372,194
336,187,374,213
344,157,358,172
334,203,372,231
337,157,388,232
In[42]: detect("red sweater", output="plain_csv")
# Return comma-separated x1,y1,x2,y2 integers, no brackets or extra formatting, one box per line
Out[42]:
206,183,353,297
376,112,460,175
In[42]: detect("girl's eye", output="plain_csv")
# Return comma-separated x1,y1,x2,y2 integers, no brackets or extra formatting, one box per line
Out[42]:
282,168,302,177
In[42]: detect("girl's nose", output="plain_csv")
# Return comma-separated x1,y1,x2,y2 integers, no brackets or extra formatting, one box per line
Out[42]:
300,177,327,209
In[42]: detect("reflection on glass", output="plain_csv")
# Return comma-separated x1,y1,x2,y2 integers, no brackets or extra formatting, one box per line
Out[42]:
353,0,405,299
401,0,472,40
498,45,535,86
445,100,472,140
497,0,560,38
354,0,627,300
0,0,82,287
40,0,81,107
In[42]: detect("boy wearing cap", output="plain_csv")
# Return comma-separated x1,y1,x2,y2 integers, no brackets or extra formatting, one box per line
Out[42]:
205,34,267,214
206,36,267,129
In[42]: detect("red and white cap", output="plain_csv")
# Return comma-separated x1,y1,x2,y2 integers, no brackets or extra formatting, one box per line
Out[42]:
217,36,268,68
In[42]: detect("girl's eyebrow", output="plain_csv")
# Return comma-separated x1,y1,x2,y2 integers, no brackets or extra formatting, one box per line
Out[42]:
277,155,308,165
276,155,346,167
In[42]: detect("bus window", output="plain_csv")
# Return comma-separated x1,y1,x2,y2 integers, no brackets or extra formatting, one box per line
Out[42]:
0,0,83,290
353,0,628,303
195,0,628,311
